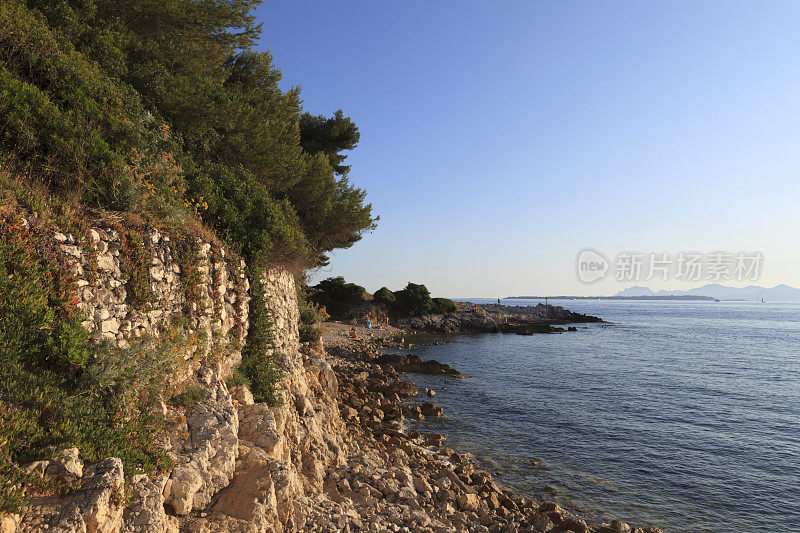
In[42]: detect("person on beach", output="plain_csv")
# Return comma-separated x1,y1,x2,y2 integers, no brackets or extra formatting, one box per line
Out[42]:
349,326,357,339
366,317,372,329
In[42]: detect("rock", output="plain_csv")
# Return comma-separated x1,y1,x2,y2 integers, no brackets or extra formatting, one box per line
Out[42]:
538,501,562,514
99,318,120,334
23,460,50,478
96,253,116,272
122,475,172,532
398,486,417,501
229,385,254,406
341,405,359,422
610,519,632,532
46,447,83,483
239,404,282,454
457,493,480,512
72,457,125,533
413,476,433,494
164,383,239,515
419,402,444,417
561,517,590,533
531,513,554,532
412,510,431,527
598,520,632,533
0,513,21,533
61,245,82,258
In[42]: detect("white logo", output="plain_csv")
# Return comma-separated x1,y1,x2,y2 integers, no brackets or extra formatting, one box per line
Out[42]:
576,248,609,284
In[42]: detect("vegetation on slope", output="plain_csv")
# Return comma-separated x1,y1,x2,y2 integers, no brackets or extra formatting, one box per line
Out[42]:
0,0,376,268
0,0,377,513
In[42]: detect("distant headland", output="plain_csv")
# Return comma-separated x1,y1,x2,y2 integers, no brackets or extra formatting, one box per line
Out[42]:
507,295,718,301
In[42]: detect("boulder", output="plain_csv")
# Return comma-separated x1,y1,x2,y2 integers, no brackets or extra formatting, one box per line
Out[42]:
46,448,83,483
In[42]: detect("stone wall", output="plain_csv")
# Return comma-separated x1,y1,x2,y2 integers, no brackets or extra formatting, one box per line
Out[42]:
53,225,249,362
10,223,348,533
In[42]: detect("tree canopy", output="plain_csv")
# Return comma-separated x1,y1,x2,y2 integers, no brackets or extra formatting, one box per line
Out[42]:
0,0,376,268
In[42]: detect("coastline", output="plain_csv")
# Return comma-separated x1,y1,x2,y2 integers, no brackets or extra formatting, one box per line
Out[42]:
319,319,663,533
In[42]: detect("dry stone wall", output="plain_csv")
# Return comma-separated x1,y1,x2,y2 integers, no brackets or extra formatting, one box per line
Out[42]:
10,223,349,533
52,225,249,363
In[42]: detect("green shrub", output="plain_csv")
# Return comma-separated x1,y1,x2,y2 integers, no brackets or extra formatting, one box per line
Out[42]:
174,235,202,312
226,368,250,389
393,282,433,318
240,268,280,405
299,324,322,343
431,297,458,314
308,276,366,319
170,386,205,408
0,220,174,513
373,286,395,304
123,233,152,310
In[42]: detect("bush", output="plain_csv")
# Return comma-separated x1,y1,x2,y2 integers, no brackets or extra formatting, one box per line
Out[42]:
298,295,329,325
431,297,458,314
170,386,205,408
393,282,433,318
226,368,250,389
373,287,395,304
0,220,176,513
308,276,366,319
299,324,322,343
239,270,280,406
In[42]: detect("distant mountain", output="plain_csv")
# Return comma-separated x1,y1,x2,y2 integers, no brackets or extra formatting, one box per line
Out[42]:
614,284,800,301
615,286,656,297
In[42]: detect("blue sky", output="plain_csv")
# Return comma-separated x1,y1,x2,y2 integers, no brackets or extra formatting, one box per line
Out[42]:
254,1,800,297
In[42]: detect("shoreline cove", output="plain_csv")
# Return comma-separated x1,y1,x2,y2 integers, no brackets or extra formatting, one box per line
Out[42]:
320,312,663,533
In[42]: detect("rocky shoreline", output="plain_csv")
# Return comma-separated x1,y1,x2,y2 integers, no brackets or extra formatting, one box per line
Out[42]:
318,330,662,533
2,259,656,533
396,303,602,335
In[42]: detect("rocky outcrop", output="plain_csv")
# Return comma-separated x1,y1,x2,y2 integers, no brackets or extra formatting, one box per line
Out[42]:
10,262,347,533
16,458,125,533
373,353,465,377
398,302,602,334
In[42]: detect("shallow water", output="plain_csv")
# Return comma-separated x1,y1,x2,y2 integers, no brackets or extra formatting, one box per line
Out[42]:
404,300,800,532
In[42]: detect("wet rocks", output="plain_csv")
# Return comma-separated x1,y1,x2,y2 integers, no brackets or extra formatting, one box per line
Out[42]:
374,353,466,377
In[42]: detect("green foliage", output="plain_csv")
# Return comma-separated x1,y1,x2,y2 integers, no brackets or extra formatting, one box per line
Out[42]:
170,386,205,409
0,0,186,213
431,297,457,314
299,324,322,344
186,163,310,266
0,221,172,513
308,276,367,319
123,233,152,310
300,110,360,177
0,0,376,270
0,405,37,515
393,282,433,318
373,287,396,304
240,268,280,405
297,288,326,344
226,368,250,389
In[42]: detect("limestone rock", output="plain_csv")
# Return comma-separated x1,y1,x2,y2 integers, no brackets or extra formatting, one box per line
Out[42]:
46,448,83,483
164,383,239,515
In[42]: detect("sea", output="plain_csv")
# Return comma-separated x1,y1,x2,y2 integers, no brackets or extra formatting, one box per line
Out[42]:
402,299,800,533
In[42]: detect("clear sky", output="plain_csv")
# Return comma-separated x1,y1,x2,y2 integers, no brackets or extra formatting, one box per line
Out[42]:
254,1,800,298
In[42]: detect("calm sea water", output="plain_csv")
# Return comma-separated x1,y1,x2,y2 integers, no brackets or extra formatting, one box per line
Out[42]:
404,300,800,533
